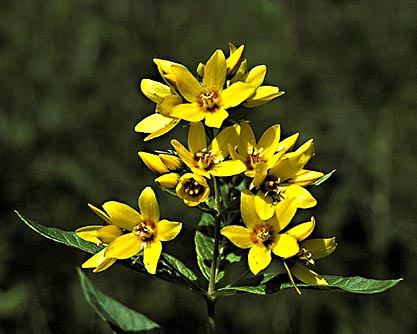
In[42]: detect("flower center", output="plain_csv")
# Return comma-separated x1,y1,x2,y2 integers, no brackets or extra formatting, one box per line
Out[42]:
184,178,205,197
297,248,315,265
253,224,273,245
194,148,221,169
199,90,220,111
247,146,266,168
262,178,286,202
133,221,155,242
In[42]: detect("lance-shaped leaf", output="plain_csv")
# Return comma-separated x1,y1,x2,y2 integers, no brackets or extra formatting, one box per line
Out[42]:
16,211,201,292
78,269,160,334
218,272,402,296
311,170,336,186
194,231,224,283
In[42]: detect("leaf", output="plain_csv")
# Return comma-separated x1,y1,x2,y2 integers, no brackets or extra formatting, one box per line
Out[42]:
78,269,160,334
311,170,336,186
16,211,102,254
195,231,214,281
198,213,216,227
16,211,202,292
218,273,402,296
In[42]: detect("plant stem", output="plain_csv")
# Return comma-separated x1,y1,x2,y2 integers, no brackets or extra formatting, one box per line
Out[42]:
206,297,216,334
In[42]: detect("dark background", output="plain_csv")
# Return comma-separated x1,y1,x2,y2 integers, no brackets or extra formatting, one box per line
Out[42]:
1,1,416,333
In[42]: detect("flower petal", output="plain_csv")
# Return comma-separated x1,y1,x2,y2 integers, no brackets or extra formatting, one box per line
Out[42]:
243,86,285,108
171,64,203,102
238,121,256,155
204,108,229,128
140,79,171,103
88,204,112,224
258,124,281,159
135,113,175,134
301,237,337,260
248,244,271,275
168,103,205,123
244,65,266,88
221,225,253,249
138,152,170,174
221,82,256,108
138,187,160,223
287,217,316,241
81,249,115,272
76,225,104,244
276,133,299,153
157,219,182,241
288,169,324,187
105,233,142,259
102,202,142,231
271,234,299,258
209,124,240,159
155,172,180,189
171,139,196,169
291,262,328,285
97,225,123,244
209,160,246,177
282,184,317,209
226,44,244,75
144,240,162,274
203,49,226,90
273,198,298,231
240,190,262,229
188,122,207,154
254,190,275,221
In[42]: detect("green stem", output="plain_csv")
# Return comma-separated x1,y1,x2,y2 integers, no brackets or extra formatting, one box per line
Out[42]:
206,297,216,334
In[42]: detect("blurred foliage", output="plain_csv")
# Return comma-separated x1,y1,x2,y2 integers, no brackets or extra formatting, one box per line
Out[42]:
1,0,416,333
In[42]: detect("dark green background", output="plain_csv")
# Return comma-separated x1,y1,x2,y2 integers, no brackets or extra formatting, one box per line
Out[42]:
1,1,416,333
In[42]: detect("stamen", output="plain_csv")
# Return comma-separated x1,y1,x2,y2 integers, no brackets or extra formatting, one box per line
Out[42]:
194,148,220,169
253,224,273,244
184,179,205,197
199,90,219,110
133,221,154,242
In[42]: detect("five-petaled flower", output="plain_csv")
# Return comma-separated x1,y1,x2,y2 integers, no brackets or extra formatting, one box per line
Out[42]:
88,187,182,274
161,49,255,128
176,173,210,207
171,122,246,179
221,190,315,275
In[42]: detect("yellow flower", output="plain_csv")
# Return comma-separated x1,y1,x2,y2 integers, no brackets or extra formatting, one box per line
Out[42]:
171,122,246,179
101,187,182,274
284,237,337,294
175,173,210,207
138,151,182,174
155,172,180,189
252,139,324,220
161,49,256,128
75,204,123,272
229,122,300,178
221,190,315,275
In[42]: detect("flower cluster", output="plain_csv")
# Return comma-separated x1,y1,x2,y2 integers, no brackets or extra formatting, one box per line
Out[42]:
76,44,336,292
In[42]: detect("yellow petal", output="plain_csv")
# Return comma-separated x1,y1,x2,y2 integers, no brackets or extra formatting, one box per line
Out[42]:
156,94,183,116
240,190,262,229
138,187,160,223
238,121,256,155
204,107,229,128
188,122,207,154
157,219,182,241
171,139,196,169
142,119,180,141
276,133,299,153
301,237,337,260
269,153,307,182
138,152,170,174
221,82,256,108
271,234,299,258
105,233,142,259
168,103,205,123
102,201,142,231
209,124,240,160
254,190,275,220
288,169,324,187
209,160,246,177
230,59,248,83
93,257,117,273
135,113,176,134
243,86,285,108
75,225,104,244
272,198,298,231
97,225,123,244
282,184,317,209
176,173,210,206
248,244,271,275
140,79,171,103
144,240,162,274
287,217,316,241
226,44,244,75
203,49,226,90
155,172,180,189
291,262,328,285
159,154,182,171
81,249,108,269
258,124,281,159
252,162,268,188
221,225,253,249
88,204,112,224
244,65,266,88
171,64,203,102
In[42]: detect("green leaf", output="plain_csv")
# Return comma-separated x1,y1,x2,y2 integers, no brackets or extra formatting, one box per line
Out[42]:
311,170,336,186
78,269,160,334
225,252,241,264
161,253,200,284
198,213,216,227
15,211,101,254
218,273,402,296
195,231,214,281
